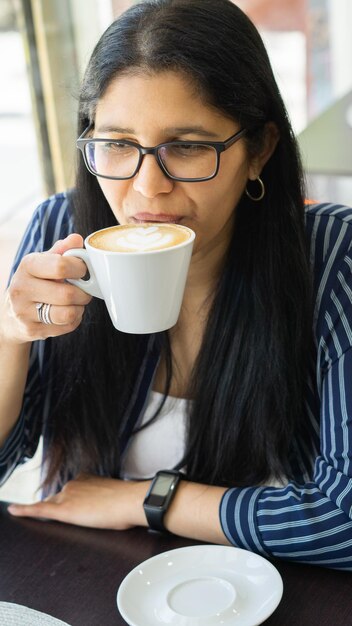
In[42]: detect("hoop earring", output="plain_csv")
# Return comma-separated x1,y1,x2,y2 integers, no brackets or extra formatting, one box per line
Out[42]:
245,176,265,202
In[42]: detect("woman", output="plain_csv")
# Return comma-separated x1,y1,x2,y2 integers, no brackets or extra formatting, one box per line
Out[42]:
1,0,352,569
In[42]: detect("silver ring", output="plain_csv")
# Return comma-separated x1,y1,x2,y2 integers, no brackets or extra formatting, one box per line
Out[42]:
36,302,53,325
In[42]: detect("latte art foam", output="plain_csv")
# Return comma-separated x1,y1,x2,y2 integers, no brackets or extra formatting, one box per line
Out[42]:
89,223,191,252
114,226,175,251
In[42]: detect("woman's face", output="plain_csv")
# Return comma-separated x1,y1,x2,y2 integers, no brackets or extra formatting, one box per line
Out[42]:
93,71,257,255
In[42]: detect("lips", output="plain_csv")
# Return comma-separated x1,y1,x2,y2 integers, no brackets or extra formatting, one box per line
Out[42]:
131,212,183,223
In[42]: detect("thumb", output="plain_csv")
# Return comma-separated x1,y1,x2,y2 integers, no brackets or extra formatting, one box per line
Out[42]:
49,233,84,255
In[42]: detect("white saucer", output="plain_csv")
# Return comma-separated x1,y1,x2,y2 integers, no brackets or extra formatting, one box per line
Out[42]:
117,544,283,626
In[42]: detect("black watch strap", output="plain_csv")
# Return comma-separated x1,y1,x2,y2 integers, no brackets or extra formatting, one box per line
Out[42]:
143,470,182,532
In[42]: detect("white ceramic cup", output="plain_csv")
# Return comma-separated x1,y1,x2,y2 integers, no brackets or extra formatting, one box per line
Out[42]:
63,223,195,334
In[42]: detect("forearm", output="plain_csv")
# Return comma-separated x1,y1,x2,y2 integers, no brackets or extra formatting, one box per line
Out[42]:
7,473,230,546
128,479,230,544
132,477,229,543
0,332,31,448
163,481,230,544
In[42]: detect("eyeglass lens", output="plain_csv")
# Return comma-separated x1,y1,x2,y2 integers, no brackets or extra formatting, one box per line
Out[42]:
84,141,218,180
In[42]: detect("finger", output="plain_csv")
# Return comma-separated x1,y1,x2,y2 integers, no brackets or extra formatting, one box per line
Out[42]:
8,501,60,521
9,283,89,334
8,499,87,527
49,233,84,255
35,304,85,327
22,252,87,281
33,318,84,340
9,279,90,326
27,233,86,278
28,277,92,307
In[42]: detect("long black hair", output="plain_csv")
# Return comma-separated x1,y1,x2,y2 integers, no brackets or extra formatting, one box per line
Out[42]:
44,0,313,490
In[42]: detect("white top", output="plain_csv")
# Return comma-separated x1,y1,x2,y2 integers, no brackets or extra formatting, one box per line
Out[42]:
120,390,286,488
121,390,188,480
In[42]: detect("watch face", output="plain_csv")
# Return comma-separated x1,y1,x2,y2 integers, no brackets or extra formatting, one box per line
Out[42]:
144,472,181,530
152,474,176,497
145,473,178,509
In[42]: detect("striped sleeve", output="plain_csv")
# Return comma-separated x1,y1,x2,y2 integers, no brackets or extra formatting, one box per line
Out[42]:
220,203,352,570
0,193,73,485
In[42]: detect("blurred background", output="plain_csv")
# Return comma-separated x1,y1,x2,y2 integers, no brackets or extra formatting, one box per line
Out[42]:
0,0,351,501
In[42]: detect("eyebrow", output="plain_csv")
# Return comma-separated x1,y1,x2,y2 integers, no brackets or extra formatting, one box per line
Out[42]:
95,125,134,134
95,124,220,138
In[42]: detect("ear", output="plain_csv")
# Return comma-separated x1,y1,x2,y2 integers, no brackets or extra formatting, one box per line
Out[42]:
248,122,280,180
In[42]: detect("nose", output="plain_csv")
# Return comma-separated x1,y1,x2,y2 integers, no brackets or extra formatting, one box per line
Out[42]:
133,154,174,198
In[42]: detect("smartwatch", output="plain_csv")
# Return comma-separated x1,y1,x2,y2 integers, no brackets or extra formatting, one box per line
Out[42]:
143,470,182,532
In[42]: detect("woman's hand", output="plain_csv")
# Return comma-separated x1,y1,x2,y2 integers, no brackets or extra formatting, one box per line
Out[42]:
7,474,149,530
1,234,92,346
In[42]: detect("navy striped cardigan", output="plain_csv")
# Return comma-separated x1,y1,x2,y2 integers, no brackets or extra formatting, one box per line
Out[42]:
1,192,352,570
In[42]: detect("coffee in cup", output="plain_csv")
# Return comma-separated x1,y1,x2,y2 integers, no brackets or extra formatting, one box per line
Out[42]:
89,223,191,252
63,223,195,334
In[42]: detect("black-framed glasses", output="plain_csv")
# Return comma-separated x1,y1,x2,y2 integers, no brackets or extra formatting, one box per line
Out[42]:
76,125,247,182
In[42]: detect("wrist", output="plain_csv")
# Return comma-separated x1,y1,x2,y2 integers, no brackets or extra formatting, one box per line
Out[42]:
0,292,33,347
0,319,31,350
143,470,182,532
0,331,32,350
164,480,229,544
129,479,151,527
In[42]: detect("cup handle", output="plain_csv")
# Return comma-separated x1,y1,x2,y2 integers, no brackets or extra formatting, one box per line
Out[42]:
63,248,104,299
